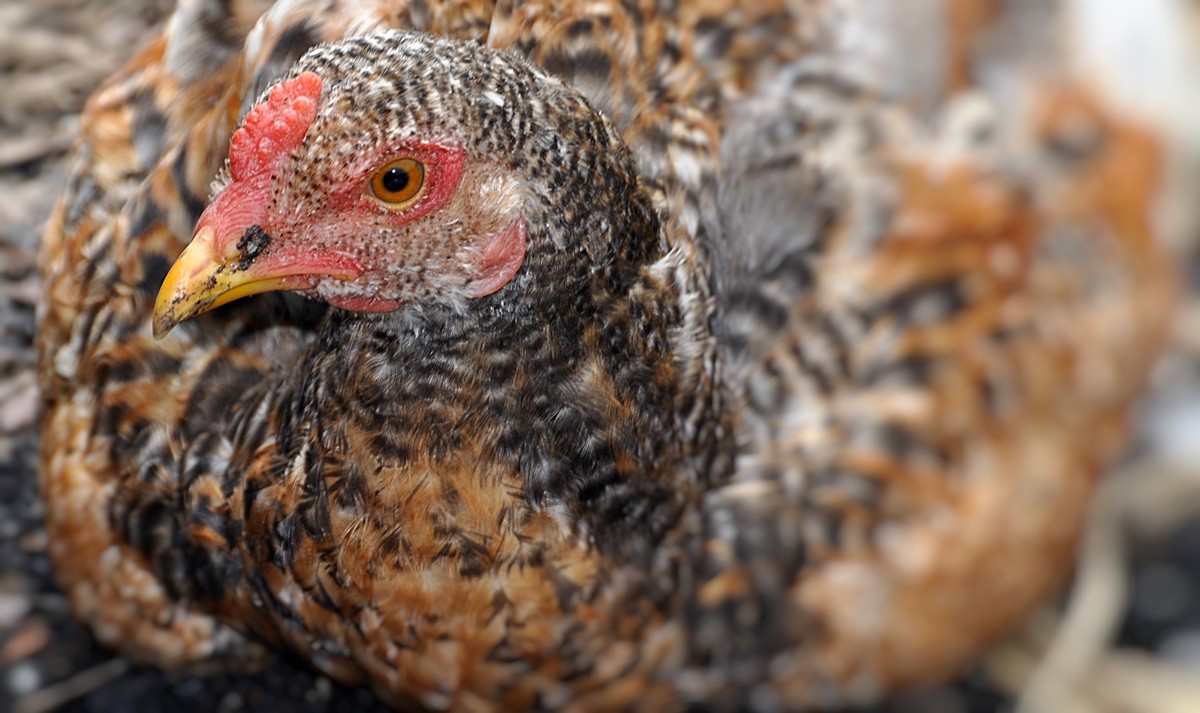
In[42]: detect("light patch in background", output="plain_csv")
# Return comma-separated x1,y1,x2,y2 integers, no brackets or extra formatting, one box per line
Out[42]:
1067,0,1200,149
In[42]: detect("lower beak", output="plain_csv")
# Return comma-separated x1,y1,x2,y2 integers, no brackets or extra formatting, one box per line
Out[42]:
152,225,310,338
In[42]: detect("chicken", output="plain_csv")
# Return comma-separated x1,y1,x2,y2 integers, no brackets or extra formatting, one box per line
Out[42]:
36,0,1175,710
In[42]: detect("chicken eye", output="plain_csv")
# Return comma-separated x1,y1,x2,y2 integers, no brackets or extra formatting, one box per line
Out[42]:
369,158,425,207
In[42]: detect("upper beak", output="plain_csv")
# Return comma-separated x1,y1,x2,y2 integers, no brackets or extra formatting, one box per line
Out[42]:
152,225,312,338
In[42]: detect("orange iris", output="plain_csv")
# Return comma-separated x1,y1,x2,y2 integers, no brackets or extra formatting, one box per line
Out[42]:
369,158,425,208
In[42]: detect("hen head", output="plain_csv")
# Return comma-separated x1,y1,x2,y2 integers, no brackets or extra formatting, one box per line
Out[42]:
154,32,631,337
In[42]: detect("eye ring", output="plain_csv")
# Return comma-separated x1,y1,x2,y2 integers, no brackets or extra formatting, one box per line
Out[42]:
369,158,425,208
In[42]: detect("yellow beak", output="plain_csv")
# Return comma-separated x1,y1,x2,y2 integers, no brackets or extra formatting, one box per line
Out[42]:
152,225,308,338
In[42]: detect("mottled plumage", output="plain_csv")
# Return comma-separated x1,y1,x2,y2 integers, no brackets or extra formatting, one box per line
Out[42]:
38,0,1174,710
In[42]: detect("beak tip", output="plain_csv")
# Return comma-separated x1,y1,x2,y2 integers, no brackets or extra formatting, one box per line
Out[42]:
151,315,174,340
152,224,217,338
152,285,181,339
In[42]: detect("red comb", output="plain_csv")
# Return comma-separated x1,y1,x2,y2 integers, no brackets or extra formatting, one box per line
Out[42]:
229,71,322,181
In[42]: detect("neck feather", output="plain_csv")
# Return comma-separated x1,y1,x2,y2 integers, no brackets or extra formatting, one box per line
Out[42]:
282,183,694,559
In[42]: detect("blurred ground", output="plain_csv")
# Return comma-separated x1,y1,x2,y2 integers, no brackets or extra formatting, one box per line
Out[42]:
1,1,1198,712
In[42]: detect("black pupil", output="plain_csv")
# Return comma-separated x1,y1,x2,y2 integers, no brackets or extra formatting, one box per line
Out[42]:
382,167,410,193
